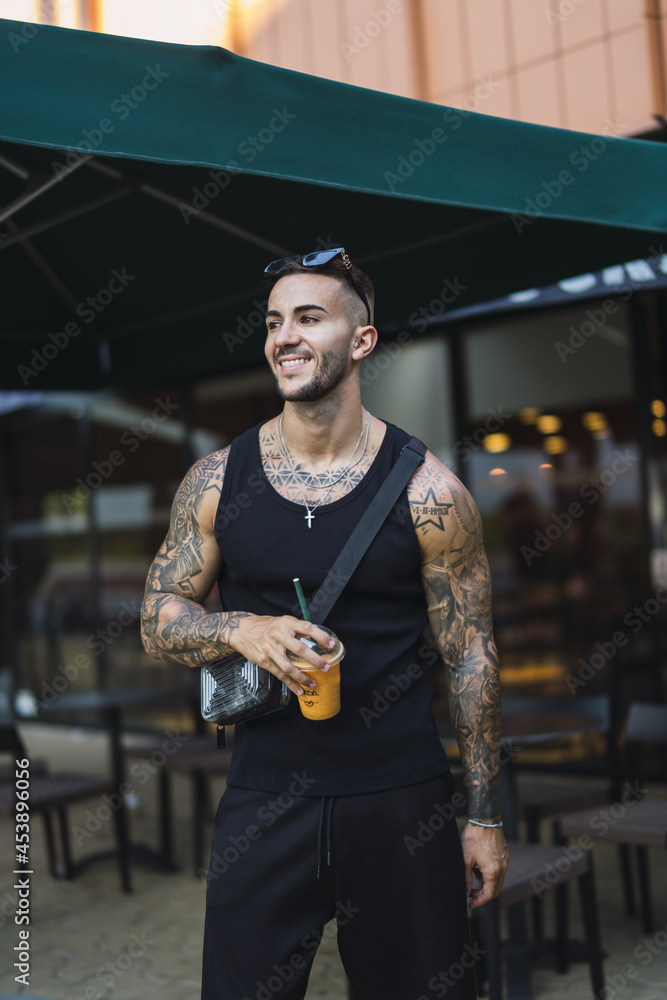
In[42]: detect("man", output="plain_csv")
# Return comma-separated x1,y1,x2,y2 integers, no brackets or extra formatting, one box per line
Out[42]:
141,247,508,999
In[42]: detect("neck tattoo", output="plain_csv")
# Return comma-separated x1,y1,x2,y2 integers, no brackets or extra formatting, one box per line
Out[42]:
277,410,372,528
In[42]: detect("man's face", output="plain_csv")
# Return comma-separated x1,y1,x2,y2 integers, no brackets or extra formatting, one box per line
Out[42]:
264,272,358,402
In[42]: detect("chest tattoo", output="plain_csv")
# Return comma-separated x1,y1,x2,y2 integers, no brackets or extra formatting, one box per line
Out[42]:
260,426,380,506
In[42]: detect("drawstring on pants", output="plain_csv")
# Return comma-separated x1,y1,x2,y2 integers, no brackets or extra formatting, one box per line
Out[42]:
316,796,335,878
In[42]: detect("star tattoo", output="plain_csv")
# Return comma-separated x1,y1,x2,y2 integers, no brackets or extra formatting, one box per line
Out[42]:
411,485,454,531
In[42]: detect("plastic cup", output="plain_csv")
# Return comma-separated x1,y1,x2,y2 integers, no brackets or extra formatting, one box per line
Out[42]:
287,626,345,720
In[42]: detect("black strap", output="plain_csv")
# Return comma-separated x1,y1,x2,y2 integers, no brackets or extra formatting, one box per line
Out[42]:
307,436,426,623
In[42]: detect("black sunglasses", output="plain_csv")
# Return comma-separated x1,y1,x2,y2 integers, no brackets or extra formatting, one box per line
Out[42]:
264,247,371,326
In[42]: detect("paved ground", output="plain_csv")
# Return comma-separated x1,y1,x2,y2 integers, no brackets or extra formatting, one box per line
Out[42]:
1,723,666,999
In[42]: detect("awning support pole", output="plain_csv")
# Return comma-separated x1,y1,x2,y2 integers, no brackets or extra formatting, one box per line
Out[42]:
85,159,292,256
0,187,131,252
5,212,111,374
0,154,92,225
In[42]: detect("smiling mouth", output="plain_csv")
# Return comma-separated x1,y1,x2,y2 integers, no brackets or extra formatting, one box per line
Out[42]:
278,358,311,371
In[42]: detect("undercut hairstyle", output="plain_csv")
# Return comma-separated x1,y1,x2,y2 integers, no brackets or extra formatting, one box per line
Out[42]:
263,255,375,328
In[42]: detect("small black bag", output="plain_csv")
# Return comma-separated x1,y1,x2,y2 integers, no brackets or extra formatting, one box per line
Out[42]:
200,436,425,739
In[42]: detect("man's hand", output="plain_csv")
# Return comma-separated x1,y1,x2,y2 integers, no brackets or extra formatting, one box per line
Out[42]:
230,614,337,696
461,823,509,910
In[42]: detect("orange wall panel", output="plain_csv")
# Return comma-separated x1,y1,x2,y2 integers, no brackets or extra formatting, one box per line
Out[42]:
341,0,387,91
379,1,418,99
420,0,466,102
609,27,655,129
242,0,282,67
606,0,645,32
308,0,346,83
508,0,559,65
558,0,606,49
516,60,563,128
466,0,509,83
561,42,611,132
275,0,312,73
445,77,513,120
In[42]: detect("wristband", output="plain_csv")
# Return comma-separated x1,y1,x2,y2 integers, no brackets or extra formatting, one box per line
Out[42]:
468,819,503,829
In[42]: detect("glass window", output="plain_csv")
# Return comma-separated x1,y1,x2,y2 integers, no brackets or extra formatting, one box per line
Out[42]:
463,300,644,707
361,334,454,462
4,388,197,729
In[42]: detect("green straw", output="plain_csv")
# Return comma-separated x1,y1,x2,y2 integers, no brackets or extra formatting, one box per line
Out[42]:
292,577,310,621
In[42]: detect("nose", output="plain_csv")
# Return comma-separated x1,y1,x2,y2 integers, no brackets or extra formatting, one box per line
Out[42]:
273,318,303,350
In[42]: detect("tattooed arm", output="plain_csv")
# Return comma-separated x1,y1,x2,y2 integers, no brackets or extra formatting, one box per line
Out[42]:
411,453,508,908
140,450,237,668
141,449,335,691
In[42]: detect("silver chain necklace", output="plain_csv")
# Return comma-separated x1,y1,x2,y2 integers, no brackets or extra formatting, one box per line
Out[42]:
278,410,371,528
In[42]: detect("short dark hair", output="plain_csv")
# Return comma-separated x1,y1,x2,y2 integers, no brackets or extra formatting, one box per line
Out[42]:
263,255,375,326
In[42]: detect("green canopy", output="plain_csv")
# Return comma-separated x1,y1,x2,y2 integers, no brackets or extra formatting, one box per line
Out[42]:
1,17,666,389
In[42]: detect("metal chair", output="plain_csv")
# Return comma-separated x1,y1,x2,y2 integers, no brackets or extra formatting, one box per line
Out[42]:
123,730,232,873
501,693,631,937
556,701,667,933
0,723,130,890
502,694,615,841
473,841,604,1000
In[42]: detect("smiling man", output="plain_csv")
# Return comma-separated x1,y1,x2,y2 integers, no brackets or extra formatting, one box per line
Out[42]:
141,247,507,1000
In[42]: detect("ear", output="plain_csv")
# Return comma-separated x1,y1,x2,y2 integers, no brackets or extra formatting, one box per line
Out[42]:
351,325,378,360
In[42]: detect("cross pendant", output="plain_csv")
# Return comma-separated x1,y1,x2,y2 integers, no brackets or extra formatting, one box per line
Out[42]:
305,508,315,528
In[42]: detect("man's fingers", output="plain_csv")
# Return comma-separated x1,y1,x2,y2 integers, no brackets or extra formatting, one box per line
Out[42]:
467,875,502,910
312,625,336,650
291,620,337,663
269,653,314,693
298,619,336,648
235,615,338,691
285,636,330,671
266,660,307,697
468,888,488,910
465,861,508,910
282,627,333,673
269,642,325,692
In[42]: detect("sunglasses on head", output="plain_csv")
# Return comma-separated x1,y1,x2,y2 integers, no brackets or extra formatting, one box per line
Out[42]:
264,247,371,326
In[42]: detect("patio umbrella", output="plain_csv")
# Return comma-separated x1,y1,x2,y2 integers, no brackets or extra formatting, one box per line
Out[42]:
1,16,667,390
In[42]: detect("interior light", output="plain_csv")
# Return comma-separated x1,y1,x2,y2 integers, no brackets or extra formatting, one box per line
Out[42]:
653,419,667,437
543,436,568,454
519,407,541,424
489,468,506,476
483,433,512,453
652,400,666,419
537,414,562,434
582,411,607,432
539,463,553,470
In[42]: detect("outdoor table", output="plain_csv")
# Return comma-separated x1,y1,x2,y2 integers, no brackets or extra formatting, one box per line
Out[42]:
441,711,604,1000
498,713,603,839
439,712,602,835
40,686,182,892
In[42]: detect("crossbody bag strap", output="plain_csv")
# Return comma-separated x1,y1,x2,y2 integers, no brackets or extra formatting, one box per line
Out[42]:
307,435,426,623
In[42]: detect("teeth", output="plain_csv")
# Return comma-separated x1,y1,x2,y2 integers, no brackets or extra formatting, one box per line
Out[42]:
280,358,308,369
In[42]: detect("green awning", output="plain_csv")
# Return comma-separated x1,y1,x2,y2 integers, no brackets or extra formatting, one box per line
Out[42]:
1,17,666,389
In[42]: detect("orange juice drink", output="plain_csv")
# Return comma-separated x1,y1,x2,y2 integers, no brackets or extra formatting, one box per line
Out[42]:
288,628,345,720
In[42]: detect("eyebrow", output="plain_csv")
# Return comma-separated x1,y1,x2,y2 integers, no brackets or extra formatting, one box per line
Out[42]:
266,304,330,318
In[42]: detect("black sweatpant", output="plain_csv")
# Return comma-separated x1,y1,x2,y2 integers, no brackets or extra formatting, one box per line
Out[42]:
201,771,477,1000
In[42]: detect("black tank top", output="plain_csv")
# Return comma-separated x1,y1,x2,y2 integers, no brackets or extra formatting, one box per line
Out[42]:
214,420,450,795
